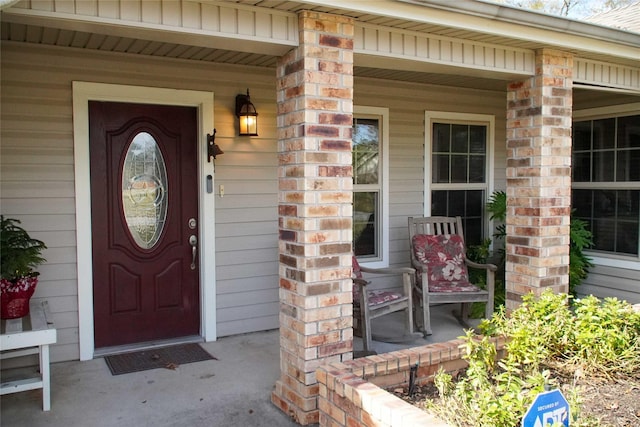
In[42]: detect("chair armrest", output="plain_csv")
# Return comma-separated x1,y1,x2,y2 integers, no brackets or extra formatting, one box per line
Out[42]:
353,278,370,288
465,258,498,272
410,260,427,272
359,265,416,275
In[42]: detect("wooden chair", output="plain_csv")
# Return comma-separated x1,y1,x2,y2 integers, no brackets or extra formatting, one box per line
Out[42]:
352,256,420,353
408,216,497,336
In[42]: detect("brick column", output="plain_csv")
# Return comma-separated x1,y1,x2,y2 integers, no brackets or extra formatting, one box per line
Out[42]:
271,11,354,425
505,49,573,311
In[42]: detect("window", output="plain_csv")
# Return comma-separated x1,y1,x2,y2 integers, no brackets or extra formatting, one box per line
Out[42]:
353,107,389,266
425,112,494,246
572,111,640,258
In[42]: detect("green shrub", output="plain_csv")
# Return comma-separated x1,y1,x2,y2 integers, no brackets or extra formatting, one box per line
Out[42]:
568,217,593,295
426,291,640,427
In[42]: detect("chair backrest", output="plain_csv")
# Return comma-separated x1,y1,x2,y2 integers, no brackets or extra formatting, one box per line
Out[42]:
352,256,363,279
408,216,464,240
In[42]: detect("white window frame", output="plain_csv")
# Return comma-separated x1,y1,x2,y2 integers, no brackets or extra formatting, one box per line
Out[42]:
354,106,389,268
573,102,640,268
424,111,495,241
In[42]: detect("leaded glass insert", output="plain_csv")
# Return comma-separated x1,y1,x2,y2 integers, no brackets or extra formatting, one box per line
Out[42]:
122,132,168,249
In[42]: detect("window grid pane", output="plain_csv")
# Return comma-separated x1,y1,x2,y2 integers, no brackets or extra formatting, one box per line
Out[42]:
572,189,639,256
432,123,486,185
571,114,640,256
431,190,485,246
572,115,640,183
431,121,488,247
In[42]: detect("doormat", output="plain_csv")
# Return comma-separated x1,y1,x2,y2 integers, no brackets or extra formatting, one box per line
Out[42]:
104,343,216,375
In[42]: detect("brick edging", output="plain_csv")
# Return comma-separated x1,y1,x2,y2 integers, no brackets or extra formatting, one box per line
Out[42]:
317,337,505,426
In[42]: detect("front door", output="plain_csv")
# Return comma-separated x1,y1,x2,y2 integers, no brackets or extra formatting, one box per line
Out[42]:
89,101,200,349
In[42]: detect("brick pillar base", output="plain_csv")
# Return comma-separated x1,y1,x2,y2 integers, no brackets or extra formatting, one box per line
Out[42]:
271,11,354,425
505,49,574,311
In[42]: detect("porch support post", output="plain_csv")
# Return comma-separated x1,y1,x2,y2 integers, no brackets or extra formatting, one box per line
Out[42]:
505,49,574,310
272,11,354,425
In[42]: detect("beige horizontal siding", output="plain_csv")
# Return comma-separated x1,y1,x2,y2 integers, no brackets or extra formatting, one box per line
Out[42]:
1,41,280,361
577,264,640,304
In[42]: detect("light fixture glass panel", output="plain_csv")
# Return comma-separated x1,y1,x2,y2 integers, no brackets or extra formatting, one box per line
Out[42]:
239,114,258,136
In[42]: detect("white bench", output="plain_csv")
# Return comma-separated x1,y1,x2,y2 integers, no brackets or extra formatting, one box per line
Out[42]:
1,300,57,411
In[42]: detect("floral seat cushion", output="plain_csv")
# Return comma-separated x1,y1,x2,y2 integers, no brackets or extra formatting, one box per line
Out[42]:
352,256,404,306
411,234,480,293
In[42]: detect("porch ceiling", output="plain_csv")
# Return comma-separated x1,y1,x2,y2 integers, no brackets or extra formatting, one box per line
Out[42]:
0,21,509,91
6,21,640,99
1,0,640,92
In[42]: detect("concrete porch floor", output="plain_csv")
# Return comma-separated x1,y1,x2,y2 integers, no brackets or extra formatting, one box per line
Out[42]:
0,304,477,427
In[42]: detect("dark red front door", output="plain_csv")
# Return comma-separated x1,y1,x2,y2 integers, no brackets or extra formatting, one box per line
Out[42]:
89,101,200,349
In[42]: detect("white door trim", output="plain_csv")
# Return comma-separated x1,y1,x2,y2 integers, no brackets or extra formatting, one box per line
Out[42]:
72,82,217,361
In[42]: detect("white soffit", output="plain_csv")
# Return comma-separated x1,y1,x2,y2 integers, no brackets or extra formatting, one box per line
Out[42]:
1,0,299,56
354,21,535,79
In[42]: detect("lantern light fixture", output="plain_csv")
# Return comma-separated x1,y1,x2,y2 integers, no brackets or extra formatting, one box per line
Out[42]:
235,89,258,136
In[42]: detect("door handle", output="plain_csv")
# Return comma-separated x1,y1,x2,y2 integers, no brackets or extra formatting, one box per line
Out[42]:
189,235,197,270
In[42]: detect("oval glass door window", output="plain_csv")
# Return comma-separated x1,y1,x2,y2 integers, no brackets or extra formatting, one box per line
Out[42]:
122,132,168,249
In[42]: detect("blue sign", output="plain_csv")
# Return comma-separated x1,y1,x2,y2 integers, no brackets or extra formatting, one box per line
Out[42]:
522,389,570,427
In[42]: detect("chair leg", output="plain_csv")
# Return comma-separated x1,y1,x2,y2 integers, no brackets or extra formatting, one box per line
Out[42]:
423,293,432,337
455,303,472,329
405,306,414,336
412,289,424,332
361,306,372,353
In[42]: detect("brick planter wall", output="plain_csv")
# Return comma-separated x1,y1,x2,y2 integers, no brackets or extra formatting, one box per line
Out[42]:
316,337,506,427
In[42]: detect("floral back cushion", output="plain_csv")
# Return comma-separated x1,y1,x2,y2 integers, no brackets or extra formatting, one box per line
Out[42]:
412,234,480,293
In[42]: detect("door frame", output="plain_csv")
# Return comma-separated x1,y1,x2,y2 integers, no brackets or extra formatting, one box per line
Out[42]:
72,82,217,361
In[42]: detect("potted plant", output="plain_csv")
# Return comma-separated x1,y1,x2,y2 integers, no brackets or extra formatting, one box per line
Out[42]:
1,215,47,319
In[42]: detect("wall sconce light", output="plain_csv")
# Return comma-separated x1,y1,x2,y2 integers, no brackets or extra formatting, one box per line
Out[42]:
235,89,258,136
207,129,223,163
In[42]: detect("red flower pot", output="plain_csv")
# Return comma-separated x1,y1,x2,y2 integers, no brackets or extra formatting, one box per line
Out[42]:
0,276,38,319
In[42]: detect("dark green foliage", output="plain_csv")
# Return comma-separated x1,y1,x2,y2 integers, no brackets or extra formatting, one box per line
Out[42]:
466,191,507,316
486,191,507,223
1,215,47,281
568,216,593,295
466,238,505,317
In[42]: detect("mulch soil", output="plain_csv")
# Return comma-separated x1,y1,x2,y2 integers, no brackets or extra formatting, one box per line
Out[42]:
390,367,640,426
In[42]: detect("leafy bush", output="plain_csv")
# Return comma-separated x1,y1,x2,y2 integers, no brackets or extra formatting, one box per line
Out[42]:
568,217,593,295
426,291,640,427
